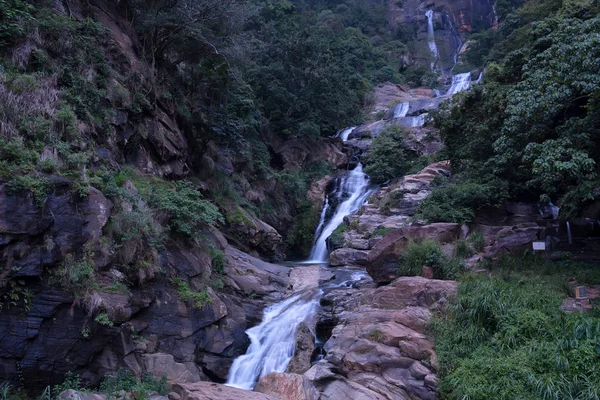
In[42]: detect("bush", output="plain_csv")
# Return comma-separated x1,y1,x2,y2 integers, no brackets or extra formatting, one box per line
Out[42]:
100,368,168,398
5,175,52,205
146,180,223,236
469,231,485,252
416,181,507,224
53,372,82,398
398,240,462,280
454,240,473,259
170,278,212,308
53,254,95,293
364,125,409,183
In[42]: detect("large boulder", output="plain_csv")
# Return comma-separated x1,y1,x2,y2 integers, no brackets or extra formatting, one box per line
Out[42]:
366,223,462,283
221,207,284,260
276,139,347,170
255,373,319,400
224,246,290,300
329,248,369,267
172,382,276,400
311,277,456,400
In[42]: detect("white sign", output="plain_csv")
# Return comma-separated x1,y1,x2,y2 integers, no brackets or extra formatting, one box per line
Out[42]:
532,242,546,251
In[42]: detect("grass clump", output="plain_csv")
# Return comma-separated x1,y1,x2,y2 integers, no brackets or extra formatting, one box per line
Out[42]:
5,175,52,205
100,369,168,399
170,278,212,308
469,231,486,252
454,239,473,259
434,254,600,399
398,240,463,280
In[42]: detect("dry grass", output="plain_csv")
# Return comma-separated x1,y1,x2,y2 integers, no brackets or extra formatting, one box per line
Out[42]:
0,71,60,139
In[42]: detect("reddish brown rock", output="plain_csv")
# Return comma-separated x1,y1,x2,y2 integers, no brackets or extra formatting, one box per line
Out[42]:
366,223,461,283
255,373,319,400
173,382,276,400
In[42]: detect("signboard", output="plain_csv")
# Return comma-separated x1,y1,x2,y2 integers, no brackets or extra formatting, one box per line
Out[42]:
576,286,587,299
532,242,546,251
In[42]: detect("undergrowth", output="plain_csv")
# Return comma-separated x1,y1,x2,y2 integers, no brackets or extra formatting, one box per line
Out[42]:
434,254,600,399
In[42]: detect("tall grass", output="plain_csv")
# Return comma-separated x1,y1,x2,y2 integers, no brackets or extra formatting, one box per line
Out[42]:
434,255,600,399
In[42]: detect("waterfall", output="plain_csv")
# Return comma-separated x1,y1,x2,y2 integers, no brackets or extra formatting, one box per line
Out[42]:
567,221,573,245
393,102,410,119
308,164,373,262
226,290,321,390
539,201,560,220
425,10,439,69
447,73,472,95
399,113,427,127
338,126,357,141
226,271,367,390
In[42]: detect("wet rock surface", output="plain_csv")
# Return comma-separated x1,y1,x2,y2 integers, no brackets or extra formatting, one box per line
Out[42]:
303,277,457,400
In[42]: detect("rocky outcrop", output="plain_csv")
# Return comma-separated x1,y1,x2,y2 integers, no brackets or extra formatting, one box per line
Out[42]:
172,382,276,400
255,373,319,400
221,206,284,261
306,277,457,400
367,223,462,283
327,162,451,269
386,0,497,70
276,139,347,170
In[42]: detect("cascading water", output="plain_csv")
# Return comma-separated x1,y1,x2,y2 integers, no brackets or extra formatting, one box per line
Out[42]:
425,10,439,69
226,271,367,390
226,290,321,390
447,72,472,95
402,113,427,127
338,126,357,141
308,164,373,262
393,102,410,119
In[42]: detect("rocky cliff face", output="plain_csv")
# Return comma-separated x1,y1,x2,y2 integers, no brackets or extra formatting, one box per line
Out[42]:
0,0,348,393
387,0,497,70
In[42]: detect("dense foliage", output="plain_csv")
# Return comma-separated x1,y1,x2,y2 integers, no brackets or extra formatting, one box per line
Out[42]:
435,254,600,399
432,0,600,220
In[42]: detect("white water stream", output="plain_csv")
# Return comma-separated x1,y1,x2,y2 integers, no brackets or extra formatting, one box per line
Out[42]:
308,163,373,262
226,271,367,390
426,10,439,69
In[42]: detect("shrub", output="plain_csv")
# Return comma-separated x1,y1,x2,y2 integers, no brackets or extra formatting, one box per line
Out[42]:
416,181,507,224
398,239,464,280
53,371,82,398
469,231,485,252
94,312,113,327
364,125,409,183
5,175,52,205
454,240,473,259
170,278,212,308
53,254,95,293
100,368,168,398
147,180,223,236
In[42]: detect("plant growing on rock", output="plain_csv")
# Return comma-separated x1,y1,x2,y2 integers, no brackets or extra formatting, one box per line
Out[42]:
170,278,212,308
363,125,409,184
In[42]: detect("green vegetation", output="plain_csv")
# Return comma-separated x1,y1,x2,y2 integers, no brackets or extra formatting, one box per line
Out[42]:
432,0,600,220
416,181,507,224
434,254,600,399
327,223,347,251
363,126,411,184
52,254,96,294
469,231,486,252
47,369,167,400
100,369,168,399
397,240,464,280
94,312,113,327
170,278,212,309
